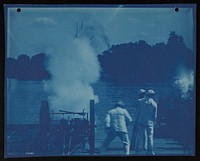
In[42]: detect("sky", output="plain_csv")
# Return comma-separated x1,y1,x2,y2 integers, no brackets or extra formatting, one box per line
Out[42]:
5,4,196,58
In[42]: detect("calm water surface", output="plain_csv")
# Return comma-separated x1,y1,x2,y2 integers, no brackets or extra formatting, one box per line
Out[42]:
6,79,171,125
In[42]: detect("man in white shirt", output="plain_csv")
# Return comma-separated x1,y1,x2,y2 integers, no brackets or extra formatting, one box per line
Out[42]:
99,101,132,155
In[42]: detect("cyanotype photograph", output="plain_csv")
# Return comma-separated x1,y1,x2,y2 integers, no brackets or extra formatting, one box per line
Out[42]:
4,4,196,157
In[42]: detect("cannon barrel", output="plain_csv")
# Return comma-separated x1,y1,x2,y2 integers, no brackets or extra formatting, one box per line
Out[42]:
58,110,87,116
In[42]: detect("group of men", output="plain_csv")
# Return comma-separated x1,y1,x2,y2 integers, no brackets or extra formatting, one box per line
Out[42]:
99,89,157,156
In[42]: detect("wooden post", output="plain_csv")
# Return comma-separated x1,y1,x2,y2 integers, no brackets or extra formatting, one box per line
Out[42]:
89,100,95,155
38,100,51,154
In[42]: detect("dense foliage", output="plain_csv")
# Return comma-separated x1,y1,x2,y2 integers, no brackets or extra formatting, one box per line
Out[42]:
98,31,194,85
5,32,194,84
5,53,51,80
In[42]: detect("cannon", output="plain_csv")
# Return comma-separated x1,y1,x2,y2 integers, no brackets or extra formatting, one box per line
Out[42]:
39,100,95,156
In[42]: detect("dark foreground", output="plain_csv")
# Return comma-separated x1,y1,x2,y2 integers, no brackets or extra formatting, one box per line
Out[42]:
5,123,194,158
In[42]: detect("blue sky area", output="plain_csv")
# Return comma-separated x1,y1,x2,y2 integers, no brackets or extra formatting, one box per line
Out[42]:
5,4,195,58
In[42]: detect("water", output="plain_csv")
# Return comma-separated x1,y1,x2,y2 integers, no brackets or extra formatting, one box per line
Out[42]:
6,79,48,124
5,79,171,125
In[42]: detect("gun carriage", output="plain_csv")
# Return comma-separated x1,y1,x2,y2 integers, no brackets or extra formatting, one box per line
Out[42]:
40,100,95,156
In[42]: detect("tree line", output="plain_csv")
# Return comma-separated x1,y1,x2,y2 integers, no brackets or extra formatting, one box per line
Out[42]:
5,32,195,84
5,53,51,80
98,31,195,85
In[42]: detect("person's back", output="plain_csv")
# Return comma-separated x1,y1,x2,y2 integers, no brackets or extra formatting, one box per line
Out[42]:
108,107,132,133
100,101,132,155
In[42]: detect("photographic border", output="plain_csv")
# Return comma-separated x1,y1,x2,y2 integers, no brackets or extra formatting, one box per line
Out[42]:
1,0,199,161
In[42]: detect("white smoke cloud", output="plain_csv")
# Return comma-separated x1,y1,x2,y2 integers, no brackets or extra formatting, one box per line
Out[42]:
174,67,194,98
74,20,110,54
44,31,103,114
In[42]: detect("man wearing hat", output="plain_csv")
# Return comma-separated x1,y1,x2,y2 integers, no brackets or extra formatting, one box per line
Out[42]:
99,101,132,155
134,89,157,155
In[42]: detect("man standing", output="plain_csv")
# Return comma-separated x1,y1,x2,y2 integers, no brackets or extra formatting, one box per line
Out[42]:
99,101,132,155
130,89,146,151
134,90,157,155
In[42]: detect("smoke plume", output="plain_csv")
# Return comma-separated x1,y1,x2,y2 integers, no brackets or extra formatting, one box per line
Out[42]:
174,67,194,98
44,20,110,114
